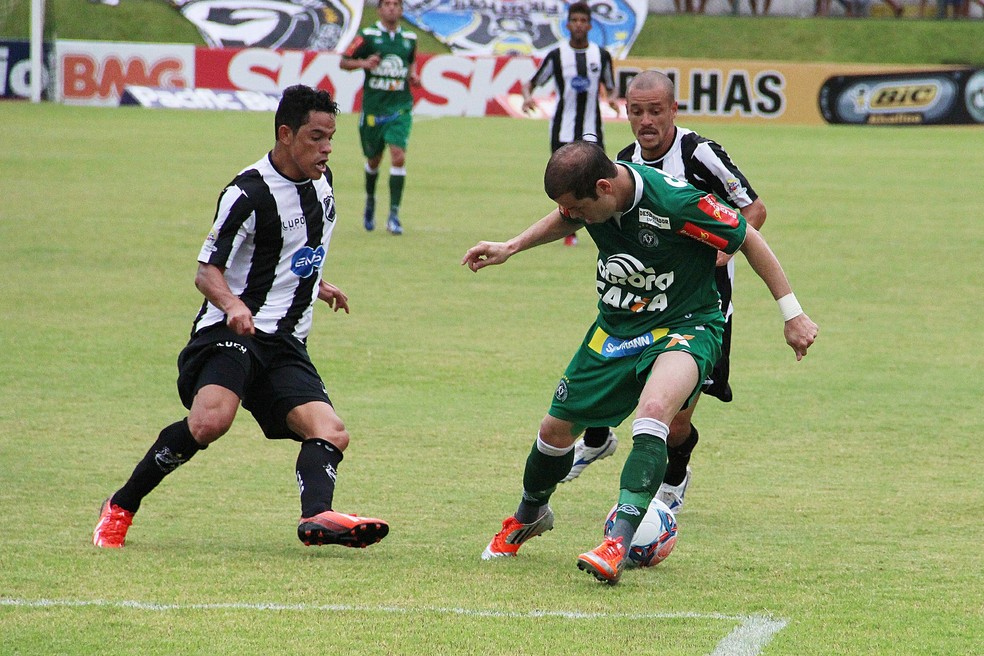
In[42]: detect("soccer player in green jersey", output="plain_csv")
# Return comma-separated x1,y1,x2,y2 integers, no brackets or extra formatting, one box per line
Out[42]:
462,141,818,584
341,0,418,235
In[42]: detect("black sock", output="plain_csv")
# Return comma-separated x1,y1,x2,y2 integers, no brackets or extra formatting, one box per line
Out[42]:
296,438,344,518
583,426,611,448
663,424,699,486
111,419,203,514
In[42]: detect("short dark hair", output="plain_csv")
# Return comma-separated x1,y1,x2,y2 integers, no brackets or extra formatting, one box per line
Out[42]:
544,141,616,201
568,1,592,19
274,85,338,139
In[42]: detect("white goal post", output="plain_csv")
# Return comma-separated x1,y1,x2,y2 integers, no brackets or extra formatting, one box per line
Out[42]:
30,0,44,102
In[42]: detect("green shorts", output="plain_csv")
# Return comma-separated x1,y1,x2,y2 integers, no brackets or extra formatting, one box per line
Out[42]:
548,320,724,430
359,110,412,158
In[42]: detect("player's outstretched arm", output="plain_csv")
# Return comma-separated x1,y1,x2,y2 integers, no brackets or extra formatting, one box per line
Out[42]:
738,227,818,361
461,208,578,272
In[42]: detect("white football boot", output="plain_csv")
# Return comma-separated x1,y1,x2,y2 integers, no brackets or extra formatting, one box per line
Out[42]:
655,466,692,514
560,430,618,483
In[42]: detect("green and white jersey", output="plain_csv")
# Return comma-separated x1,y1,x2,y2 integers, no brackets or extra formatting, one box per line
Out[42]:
584,163,747,339
343,22,416,117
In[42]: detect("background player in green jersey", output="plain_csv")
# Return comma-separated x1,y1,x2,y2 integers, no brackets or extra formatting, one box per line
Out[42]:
462,141,818,584
341,0,418,235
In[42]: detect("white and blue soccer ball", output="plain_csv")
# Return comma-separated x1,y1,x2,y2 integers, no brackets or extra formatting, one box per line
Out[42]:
604,498,679,567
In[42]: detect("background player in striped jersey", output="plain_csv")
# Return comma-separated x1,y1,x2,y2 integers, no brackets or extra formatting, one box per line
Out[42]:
342,0,419,236
521,1,617,246
93,85,389,551
563,71,769,515
463,141,817,583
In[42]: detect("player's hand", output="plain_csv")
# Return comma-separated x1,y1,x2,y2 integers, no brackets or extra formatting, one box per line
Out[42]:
461,241,510,272
784,313,818,361
522,98,537,114
226,301,255,336
608,99,619,115
319,281,350,313
364,54,381,70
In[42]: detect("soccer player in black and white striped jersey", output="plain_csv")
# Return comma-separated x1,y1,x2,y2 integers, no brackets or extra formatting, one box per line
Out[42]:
93,85,389,550
522,1,617,247
564,71,769,515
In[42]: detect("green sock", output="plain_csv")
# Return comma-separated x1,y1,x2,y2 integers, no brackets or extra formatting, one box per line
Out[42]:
389,169,406,212
616,433,668,531
516,437,574,521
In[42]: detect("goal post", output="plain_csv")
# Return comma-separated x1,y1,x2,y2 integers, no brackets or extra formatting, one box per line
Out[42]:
30,0,44,102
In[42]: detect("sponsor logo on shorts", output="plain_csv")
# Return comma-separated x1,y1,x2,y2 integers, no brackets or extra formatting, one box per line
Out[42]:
554,377,569,402
665,333,695,349
588,327,670,359
217,340,247,354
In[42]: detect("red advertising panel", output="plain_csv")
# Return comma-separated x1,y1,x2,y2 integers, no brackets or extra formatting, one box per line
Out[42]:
55,40,195,106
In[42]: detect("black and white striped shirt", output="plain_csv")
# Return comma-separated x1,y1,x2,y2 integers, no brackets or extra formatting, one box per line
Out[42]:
615,127,757,210
193,153,337,342
530,41,615,151
616,127,759,322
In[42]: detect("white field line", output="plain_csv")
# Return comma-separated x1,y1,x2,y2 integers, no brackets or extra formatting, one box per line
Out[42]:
0,598,787,655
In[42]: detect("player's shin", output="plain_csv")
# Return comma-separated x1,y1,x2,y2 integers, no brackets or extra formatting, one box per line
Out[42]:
516,435,574,523
611,420,669,545
389,166,406,211
296,438,344,518
112,418,204,513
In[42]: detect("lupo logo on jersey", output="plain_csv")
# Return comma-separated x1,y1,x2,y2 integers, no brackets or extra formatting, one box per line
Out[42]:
402,0,647,58
291,245,326,278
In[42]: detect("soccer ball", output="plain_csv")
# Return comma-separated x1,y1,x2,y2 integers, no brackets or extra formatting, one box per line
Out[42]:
604,498,678,567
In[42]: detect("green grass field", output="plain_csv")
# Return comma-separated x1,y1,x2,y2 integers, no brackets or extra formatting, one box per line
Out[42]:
0,104,982,655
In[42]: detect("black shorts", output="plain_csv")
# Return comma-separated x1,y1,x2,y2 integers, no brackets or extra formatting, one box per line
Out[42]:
703,265,734,403
176,324,332,441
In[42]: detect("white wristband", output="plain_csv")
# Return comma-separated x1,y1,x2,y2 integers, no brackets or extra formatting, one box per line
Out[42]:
777,293,804,322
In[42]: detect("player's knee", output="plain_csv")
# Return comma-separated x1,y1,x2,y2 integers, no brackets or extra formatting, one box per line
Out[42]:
636,398,676,424
537,417,576,448
317,427,350,452
187,413,233,445
315,414,350,451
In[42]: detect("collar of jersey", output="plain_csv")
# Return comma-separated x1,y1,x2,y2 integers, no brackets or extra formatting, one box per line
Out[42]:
609,164,644,224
